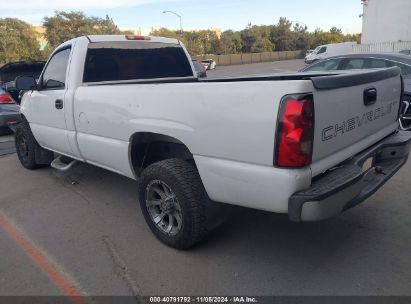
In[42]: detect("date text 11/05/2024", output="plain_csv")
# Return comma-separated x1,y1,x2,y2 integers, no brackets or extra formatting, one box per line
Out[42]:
149,296,258,303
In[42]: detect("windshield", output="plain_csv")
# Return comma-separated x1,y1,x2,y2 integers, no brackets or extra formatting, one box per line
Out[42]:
312,46,322,54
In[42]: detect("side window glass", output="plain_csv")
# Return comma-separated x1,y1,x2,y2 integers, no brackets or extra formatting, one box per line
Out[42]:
369,59,389,68
343,59,366,70
317,47,327,54
42,48,71,89
393,62,411,76
304,59,341,72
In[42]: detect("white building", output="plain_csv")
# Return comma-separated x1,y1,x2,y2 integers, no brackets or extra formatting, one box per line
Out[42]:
361,0,411,44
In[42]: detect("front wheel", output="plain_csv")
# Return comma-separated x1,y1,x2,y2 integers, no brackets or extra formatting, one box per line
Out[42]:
15,120,45,169
138,159,209,249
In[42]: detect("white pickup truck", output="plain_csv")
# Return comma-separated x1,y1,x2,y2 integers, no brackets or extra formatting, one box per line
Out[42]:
14,35,411,249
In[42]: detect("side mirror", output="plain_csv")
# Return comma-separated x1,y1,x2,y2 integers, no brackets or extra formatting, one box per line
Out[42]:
15,76,37,91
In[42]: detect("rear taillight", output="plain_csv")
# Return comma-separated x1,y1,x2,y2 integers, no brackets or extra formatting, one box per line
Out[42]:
275,94,314,168
0,92,14,103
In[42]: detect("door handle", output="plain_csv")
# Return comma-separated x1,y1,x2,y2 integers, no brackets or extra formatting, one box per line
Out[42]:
55,99,63,110
364,88,377,106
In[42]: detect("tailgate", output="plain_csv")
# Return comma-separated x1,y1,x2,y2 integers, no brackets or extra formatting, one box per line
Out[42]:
310,67,402,176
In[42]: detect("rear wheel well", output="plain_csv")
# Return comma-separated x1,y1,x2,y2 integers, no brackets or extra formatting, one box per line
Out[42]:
130,132,194,177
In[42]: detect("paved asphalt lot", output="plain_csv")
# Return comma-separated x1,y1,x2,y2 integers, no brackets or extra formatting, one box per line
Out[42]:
207,59,305,77
1,59,411,300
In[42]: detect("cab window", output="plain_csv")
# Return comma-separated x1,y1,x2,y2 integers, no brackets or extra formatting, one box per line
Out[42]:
83,41,193,83
41,47,71,89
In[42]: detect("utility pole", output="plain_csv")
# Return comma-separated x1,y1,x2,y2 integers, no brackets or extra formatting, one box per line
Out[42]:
162,10,183,37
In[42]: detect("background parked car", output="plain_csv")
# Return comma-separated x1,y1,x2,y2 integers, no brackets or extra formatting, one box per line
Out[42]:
192,60,207,78
399,49,411,55
201,59,217,70
0,61,45,103
301,53,411,130
0,88,19,135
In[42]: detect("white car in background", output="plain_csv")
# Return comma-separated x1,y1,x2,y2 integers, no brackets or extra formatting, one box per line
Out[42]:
305,49,314,57
201,59,217,70
305,42,357,64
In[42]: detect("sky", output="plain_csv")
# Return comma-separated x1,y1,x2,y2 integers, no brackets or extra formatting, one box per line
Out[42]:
0,0,364,34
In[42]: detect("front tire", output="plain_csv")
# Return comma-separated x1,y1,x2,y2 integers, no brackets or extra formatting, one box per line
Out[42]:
138,159,209,249
15,120,44,169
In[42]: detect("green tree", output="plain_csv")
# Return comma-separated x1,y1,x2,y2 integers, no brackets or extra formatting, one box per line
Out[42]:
183,31,203,55
0,18,44,64
43,11,128,52
204,30,220,54
219,30,243,54
150,27,180,40
330,26,343,35
345,33,361,44
241,24,274,53
153,17,362,55
292,23,310,51
271,18,295,51
151,28,220,55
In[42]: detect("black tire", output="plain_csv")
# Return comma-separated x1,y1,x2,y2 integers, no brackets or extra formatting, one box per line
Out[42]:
15,120,43,170
138,159,209,249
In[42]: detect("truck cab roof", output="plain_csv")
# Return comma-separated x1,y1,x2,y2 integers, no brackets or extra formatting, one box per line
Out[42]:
87,35,180,45
53,35,181,54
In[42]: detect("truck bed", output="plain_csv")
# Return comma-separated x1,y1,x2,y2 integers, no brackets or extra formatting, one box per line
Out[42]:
84,67,398,91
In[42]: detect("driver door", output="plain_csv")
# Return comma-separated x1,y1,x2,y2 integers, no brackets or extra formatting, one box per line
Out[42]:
29,46,73,156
